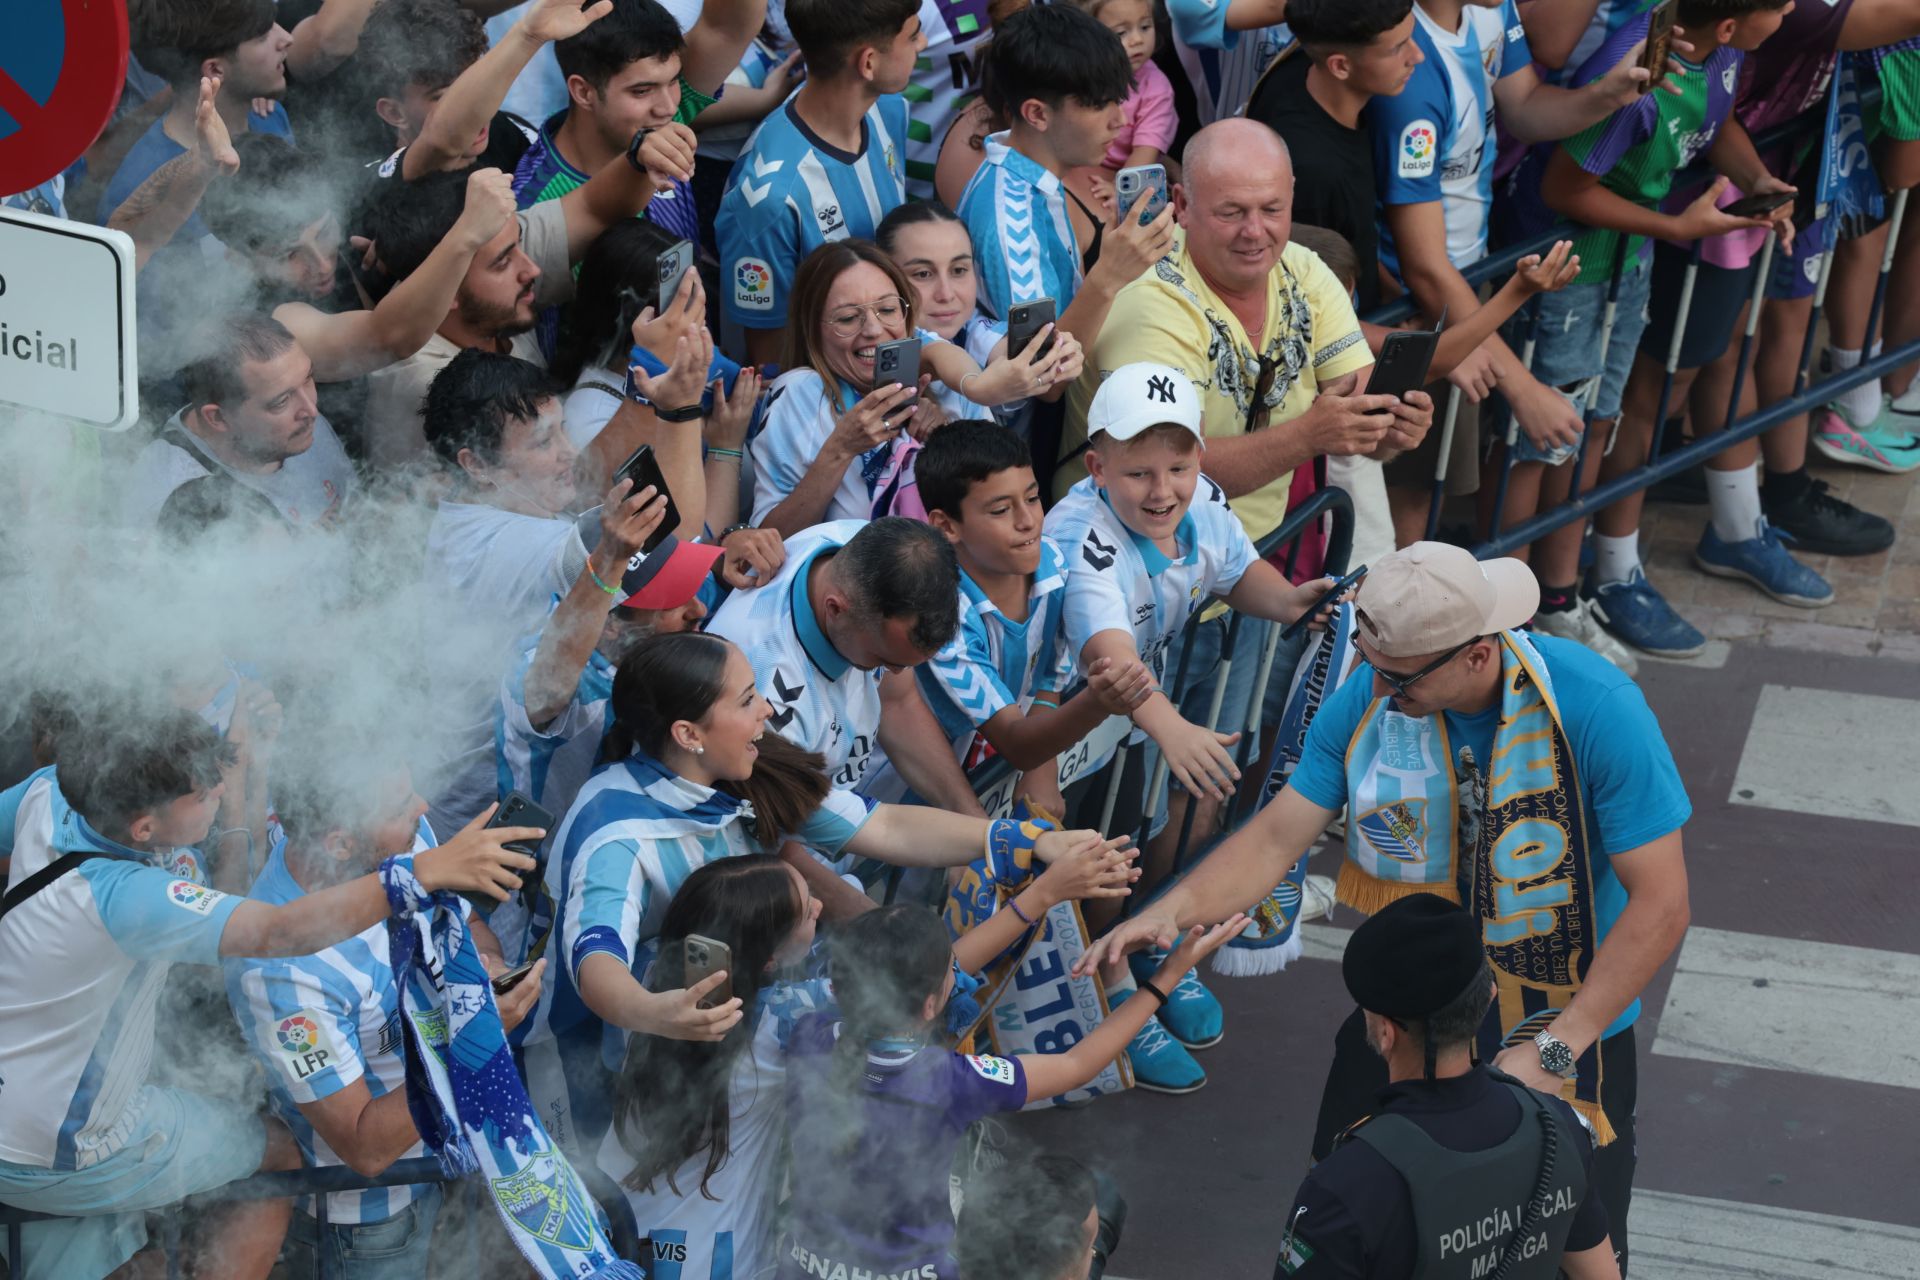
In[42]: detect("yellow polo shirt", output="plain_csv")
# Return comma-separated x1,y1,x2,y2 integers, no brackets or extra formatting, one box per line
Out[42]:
1059,238,1372,546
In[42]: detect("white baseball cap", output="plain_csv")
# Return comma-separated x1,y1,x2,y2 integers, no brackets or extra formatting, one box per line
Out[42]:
1353,542,1539,658
1086,363,1206,447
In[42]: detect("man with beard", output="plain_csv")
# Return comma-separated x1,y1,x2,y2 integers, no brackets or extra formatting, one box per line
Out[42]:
358,124,660,468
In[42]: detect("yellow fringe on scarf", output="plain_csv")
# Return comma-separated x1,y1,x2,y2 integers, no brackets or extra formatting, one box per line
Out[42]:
1573,1098,1618,1146
1335,861,1461,914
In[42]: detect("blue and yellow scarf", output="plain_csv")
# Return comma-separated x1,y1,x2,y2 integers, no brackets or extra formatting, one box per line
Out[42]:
1340,631,1613,1141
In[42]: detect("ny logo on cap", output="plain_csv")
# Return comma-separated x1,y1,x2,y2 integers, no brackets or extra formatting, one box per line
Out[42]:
1146,374,1176,404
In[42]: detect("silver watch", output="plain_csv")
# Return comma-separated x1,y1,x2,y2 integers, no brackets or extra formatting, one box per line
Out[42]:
1533,1030,1577,1079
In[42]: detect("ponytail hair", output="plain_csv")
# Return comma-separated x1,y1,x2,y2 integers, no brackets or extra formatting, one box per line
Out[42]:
825,906,954,1110
610,854,803,1197
601,632,833,846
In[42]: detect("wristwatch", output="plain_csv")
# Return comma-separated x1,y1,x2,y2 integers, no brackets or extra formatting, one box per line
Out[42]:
625,126,655,174
1533,1030,1578,1079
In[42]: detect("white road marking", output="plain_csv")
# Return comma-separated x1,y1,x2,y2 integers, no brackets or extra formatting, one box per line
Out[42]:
1631,1190,1920,1278
1653,926,1920,1092
1731,685,1920,828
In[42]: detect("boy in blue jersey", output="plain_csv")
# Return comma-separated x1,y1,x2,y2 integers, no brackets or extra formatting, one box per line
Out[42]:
718,0,926,366
1365,0,1660,540
917,419,1219,1093
0,709,537,1280
1046,364,1334,1056
957,5,1136,320
224,740,546,1280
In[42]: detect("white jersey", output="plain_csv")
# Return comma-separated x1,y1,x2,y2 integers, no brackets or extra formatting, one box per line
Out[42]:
1167,0,1292,124
0,769,242,1170
1045,475,1257,689
750,330,951,527
706,521,886,792
596,978,836,1280
222,821,441,1223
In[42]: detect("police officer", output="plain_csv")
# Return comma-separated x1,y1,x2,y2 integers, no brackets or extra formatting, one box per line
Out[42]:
1272,895,1618,1279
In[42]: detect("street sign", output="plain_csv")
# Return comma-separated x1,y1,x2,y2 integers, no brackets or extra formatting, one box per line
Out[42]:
0,205,138,429
0,0,131,196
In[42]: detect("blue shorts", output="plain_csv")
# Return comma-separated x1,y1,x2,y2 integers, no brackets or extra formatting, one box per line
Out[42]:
283,1184,444,1280
1521,253,1654,427
0,1086,266,1280
1765,214,1832,301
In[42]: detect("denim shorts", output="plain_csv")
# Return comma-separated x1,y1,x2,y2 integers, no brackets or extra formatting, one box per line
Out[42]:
1522,252,1653,428
0,1086,266,1280
282,1183,444,1280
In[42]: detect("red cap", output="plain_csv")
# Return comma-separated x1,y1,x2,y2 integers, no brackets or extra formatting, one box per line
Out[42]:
619,535,723,610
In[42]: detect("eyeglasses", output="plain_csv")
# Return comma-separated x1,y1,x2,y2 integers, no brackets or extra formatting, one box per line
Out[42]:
1367,635,1482,700
825,295,908,336
1245,353,1279,433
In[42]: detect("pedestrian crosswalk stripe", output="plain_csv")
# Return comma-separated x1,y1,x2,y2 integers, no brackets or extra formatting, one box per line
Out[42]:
1731,685,1920,828
1652,925,1920,1092
1631,1190,1920,1278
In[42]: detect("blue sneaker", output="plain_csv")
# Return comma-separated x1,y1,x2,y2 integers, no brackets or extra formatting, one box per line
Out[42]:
1122,1008,1207,1094
1130,951,1224,1048
1589,569,1706,658
1693,520,1833,607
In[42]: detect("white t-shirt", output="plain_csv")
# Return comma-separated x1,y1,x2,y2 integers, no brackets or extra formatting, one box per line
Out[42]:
562,367,627,451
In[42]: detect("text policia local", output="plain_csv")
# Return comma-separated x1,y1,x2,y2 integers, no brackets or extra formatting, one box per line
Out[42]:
0,320,82,373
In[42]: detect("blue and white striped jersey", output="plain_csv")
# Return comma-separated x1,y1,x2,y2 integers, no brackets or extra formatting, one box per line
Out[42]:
957,133,1084,321
0,769,242,1170
750,333,952,526
717,97,909,329
1045,475,1258,689
222,820,442,1224
1167,0,1292,126
495,632,616,836
596,977,838,1280
917,538,1074,769
519,755,870,1058
706,521,887,793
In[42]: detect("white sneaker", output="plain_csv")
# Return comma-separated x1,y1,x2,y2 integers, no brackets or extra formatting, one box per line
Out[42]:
1298,874,1337,923
1892,385,1920,425
1533,597,1640,676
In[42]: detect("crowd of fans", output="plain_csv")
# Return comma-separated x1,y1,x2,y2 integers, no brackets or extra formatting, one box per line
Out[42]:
2,0,1918,1275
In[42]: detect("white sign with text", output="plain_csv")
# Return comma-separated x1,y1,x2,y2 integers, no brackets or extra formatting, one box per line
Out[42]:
0,206,137,429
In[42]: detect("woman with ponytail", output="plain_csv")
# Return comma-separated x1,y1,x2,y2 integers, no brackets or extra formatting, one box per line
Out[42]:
514,631,1130,1161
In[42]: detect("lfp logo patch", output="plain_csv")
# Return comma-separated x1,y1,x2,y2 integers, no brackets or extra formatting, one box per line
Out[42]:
166,879,223,916
276,1014,321,1055
734,258,774,312
1399,121,1437,178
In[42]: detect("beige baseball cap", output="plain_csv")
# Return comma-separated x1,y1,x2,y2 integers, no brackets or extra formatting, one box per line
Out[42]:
1352,542,1539,658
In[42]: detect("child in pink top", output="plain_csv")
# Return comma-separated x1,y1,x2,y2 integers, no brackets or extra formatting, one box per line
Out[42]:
1088,0,1177,169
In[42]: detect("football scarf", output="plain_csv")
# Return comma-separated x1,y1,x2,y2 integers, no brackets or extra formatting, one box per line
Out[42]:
1817,52,1883,239
1216,603,1361,977
1338,631,1614,1142
382,858,644,1278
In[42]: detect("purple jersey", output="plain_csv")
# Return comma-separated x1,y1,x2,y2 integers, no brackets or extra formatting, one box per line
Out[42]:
779,1015,1028,1280
1735,0,1854,133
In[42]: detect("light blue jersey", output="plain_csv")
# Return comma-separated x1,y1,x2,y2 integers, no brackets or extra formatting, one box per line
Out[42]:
917,537,1074,770
957,132,1084,320
1045,474,1258,691
717,97,910,329
0,770,242,1171
222,820,440,1224
495,627,617,831
1367,0,1532,273
706,521,886,793
519,755,871,1058
1166,0,1292,126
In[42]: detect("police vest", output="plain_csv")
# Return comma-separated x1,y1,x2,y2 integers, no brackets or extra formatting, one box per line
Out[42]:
1345,1075,1588,1280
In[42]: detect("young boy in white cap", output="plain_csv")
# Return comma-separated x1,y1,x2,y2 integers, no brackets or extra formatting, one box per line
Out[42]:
1046,363,1335,1071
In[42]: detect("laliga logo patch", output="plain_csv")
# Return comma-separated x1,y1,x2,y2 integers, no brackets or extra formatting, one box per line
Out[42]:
965,1054,1016,1085
166,879,223,916
734,258,774,312
276,1012,336,1080
1399,121,1437,178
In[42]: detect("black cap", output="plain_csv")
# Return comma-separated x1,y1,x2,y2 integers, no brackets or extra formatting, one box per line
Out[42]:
1341,893,1484,1020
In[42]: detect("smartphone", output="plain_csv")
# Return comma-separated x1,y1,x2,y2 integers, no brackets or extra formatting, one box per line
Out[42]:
1115,163,1169,226
655,238,695,316
490,960,538,996
1366,305,1446,402
612,444,680,554
1638,0,1676,94
1280,564,1369,641
873,336,922,416
1723,191,1795,219
486,791,555,886
683,934,733,1010
1006,296,1057,363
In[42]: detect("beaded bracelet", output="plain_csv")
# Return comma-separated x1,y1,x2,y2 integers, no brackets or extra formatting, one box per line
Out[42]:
587,561,624,596
1008,896,1038,927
